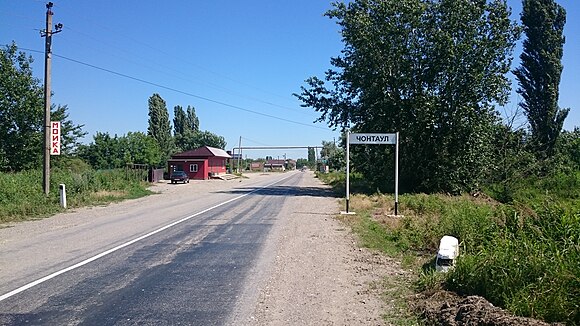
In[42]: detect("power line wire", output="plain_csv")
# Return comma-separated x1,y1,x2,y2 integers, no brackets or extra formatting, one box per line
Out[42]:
52,53,328,130
4,13,313,117
4,3,314,116
9,46,42,54
62,26,312,117
7,45,330,132
242,137,272,146
52,2,309,110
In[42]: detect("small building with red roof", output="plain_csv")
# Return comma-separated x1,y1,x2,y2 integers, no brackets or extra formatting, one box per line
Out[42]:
167,146,232,180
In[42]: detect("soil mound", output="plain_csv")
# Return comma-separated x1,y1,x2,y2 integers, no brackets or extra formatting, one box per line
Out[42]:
415,290,563,326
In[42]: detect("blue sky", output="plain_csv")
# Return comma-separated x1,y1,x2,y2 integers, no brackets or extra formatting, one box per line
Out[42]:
1,0,578,160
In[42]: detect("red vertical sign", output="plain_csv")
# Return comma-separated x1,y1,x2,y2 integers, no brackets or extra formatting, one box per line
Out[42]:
50,121,61,155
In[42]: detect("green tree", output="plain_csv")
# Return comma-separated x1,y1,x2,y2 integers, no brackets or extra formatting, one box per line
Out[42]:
0,43,85,171
0,43,44,171
78,132,161,170
52,104,87,155
513,0,569,160
320,141,335,160
121,132,163,167
307,147,316,168
173,105,205,152
555,127,580,172
186,105,200,132
147,93,174,165
177,130,226,151
321,140,345,171
173,105,200,137
296,158,309,169
78,132,121,169
173,105,188,152
194,130,226,149
173,105,187,136
296,0,519,193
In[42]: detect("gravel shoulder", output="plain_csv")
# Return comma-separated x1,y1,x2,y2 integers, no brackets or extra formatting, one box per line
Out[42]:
241,171,408,325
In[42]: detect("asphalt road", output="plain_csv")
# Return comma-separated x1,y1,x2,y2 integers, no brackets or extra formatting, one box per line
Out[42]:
0,171,311,325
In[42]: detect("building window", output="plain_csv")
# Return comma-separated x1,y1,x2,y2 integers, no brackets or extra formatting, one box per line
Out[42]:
190,164,198,172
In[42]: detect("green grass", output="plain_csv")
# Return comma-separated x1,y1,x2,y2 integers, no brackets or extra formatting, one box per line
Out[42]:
485,171,580,209
379,274,423,325
320,170,580,325
316,171,374,195
0,168,152,223
445,206,579,323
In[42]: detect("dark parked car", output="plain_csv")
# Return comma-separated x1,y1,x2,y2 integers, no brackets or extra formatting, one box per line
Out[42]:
170,171,189,184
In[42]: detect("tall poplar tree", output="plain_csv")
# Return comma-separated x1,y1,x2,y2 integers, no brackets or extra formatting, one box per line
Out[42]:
173,105,187,136
173,105,211,152
514,0,568,159
307,147,316,168
173,105,199,137
147,93,173,164
186,105,200,132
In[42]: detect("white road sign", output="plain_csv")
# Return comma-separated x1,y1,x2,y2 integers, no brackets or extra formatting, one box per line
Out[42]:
50,121,60,155
348,133,396,144
344,131,400,215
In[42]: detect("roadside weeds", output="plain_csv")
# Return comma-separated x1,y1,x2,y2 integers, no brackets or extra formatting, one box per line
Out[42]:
335,194,569,326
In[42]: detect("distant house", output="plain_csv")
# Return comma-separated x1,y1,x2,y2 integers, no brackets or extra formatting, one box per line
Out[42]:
168,146,231,180
264,159,286,172
250,162,264,171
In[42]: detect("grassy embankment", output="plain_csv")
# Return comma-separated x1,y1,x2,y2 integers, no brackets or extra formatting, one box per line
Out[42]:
0,168,152,224
318,171,579,325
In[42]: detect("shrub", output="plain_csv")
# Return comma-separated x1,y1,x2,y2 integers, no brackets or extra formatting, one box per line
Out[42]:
0,168,151,223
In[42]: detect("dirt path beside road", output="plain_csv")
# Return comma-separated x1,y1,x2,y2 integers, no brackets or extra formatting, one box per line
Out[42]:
244,171,407,325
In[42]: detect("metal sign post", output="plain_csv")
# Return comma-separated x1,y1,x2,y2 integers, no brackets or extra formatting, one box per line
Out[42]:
346,131,351,213
394,131,399,215
343,132,400,215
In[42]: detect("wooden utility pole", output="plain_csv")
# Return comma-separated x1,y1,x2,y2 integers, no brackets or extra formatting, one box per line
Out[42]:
40,2,62,195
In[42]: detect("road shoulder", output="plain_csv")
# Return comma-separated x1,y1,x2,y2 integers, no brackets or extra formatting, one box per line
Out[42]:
248,172,406,325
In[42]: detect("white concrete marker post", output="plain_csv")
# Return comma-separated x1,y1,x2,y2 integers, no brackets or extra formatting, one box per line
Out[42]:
59,183,66,209
343,132,400,215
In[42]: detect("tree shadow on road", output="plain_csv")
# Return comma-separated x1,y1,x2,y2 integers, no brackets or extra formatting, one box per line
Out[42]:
216,185,339,198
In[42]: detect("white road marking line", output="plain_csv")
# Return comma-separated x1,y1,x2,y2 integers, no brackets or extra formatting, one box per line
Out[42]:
0,173,296,302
